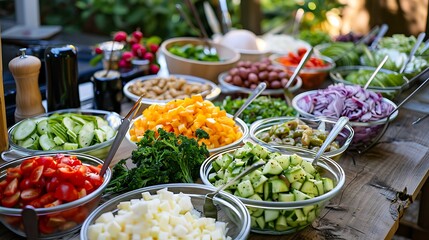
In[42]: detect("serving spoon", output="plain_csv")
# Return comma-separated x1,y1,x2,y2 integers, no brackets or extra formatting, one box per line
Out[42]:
363,55,389,89
399,32,426,74
233,82,267,120
311,117,349,166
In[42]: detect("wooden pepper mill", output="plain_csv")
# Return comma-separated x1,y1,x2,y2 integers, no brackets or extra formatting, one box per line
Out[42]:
9,48,45,122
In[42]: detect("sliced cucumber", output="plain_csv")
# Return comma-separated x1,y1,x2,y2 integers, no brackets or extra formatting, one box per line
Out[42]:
39,133,56,151
13,119,36,141
94,129,106,143
262,159,283,175
64,142,79,150
237,180,254,198
17,133,39,150
78,122,95,148
37,120,50,135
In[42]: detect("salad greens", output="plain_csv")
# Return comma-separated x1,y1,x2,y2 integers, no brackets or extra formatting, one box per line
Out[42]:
105,128,210,193
215,96,296,126
168,43,220,62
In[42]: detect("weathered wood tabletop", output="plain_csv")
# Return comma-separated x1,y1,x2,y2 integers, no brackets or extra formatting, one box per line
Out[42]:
1,96,429,240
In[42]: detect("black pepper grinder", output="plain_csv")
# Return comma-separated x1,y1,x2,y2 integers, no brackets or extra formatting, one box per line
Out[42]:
44,45,80,111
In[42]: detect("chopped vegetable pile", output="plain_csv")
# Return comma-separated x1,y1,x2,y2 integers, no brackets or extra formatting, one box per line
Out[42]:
129,95,243,149
296,84,394,122
106,128,209,193
168,43,220,62
215,96,296,126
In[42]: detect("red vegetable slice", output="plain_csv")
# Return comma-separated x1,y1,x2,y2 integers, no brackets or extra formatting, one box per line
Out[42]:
4,178,18,196
30,165,44,184
55,182,78,202
1,190,20,207
21,188,42,202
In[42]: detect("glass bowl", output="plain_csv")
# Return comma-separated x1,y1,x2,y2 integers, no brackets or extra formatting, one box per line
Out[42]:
0,153,112,239
123,74,221,110
126,114,249,155
200,144,345,235
80,183,251,240
3,109,121,162
249,117,354,161
330,65,409,100
292,89,398,151
270,54,335,89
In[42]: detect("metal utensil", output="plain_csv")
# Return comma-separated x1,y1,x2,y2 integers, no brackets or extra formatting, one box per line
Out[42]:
184,0,217,56
311,117,349,166
175,4,199,35
291,8,304,36
283,47,313,107
359,67,429,153
399,32,425,74
203,162,265,219
412,113,429,125
203,2,222,36
99,95,144,177
219,0,232,34
233,82,267,120
364,55,389,89
369,24,389,50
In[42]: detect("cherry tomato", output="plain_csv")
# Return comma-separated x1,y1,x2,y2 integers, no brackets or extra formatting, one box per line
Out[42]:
46,177,60,193
39,217,55,234
55,183,78,202
21,188,42,202
87,173,103,188
43,167,56,177
6,167,22,180
19,178,33,190
44,199,62,208
46,215,66,227
35,156,57,169
297,48,307,56
0,179,8,189
57,165,77,180
30,165,44,184
59,156,81,166
83,180,94,192
87,165,101,174
77,188,87,198
29,192,57,208
20,159,38,176
1,190,20,207
72,206,88,223
4,178,18,196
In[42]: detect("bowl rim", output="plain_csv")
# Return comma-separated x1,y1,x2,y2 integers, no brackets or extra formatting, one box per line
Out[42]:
0,153,112,215
249,116,354,158
329,65,410,91
6,109,122,156
200,145,346,209
261,34,312,55
269,54,336,72
291,89,399,126
160,37,241,65
80,183,251,240
123,74,221,104
125,113,249,154
218,71,303,95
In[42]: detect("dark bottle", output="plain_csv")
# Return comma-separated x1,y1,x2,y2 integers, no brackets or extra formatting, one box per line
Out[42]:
44,45,80,111
92,70,123,113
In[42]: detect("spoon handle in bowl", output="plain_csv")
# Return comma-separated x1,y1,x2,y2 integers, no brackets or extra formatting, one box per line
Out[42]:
233,82,267,120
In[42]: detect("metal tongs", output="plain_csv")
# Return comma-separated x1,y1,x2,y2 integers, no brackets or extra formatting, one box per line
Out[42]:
99,95,144,176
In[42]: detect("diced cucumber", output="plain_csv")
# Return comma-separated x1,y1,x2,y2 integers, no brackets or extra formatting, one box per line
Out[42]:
95,116,108,128
73,124,83,134
286,209,306,225
78,122,95,148
290,154,303,165
284,166,307,183
302,205,315,215
301,181,318,195
71,115,87,125
322,177,334,192
37,120,50,135
255,216,265,229
270,179,289,193
216,153,233,169
62,116,75,131
252,174,268,189
67,129,78,143
211,161,221,172
251,216,258,228
250,208,264,218
301,160,316,175
39,133,56,151
248,194,263,201
262,159,283,175
100,125,115,139
291,181,303,190
275,215,288,231
307,210,317,223
293,189,312,201
250,144,269,159
63,142,79,150
13,119,37,141
263,181,272,200
254,183,264,194
273,155,290,170
208,173,218,183
51,123,68,142
264,209,280,222
233,147,250,158
278,193,295,202
237,180,254,198
314,180,324,195
248,170,263,183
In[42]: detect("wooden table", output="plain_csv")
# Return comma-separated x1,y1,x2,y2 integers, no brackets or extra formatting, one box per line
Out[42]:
1,95,429,240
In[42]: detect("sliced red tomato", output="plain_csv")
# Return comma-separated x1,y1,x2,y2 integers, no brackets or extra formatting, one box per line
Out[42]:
60,206,79,218
6,167,22,180
87,165,101,174
44,199,62,208
86,173,103,188
59,156,81,167
46,215,66,227
42,168,56,177
30,192,56,208
29,165,44,184
20,159,38,176
21,188,42,202
55,182,78,202
1,190,20,207
57,165,77,181
36,156,57,168
72,207,88,223
77,188,87,198
297,48,307,56
46,177,60,193
3,178,18,196
83,180,94,192
19,178,33,190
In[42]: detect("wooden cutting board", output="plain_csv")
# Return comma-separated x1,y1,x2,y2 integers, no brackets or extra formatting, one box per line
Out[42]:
0,30,9,152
